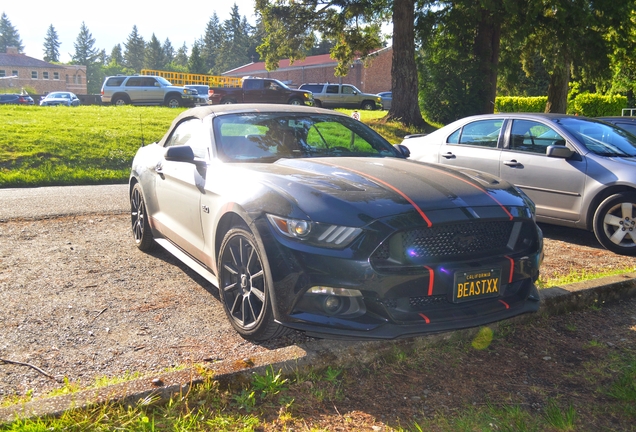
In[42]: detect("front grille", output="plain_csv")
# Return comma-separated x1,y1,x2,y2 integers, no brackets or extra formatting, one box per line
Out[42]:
371,220,523,269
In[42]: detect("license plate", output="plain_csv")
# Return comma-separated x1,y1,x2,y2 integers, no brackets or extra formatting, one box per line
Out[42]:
453,268,501,303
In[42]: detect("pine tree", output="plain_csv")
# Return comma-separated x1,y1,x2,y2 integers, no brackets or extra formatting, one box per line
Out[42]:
174,42,189,67
163,38,175,64
202,13,223,73
72,22,100,93
145,33,165,70
188,40,205,73
110,44,124,65
124,25,146,72
0,12,24,53
43,24,61,62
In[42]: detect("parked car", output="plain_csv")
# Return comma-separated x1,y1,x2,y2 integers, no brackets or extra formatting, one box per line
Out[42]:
598,116,636,135
298,83,382,110
377,91,392,110
402,113,636,256
39,92,80,107
100,75,197,108
184,85,210,105
0,93,34,105
129,104,542,341
208,77,313,106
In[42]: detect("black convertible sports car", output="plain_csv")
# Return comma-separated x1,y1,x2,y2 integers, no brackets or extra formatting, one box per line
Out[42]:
129,105,543,341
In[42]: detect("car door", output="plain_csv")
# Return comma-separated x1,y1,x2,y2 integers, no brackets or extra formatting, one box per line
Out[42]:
321,84,340,108
153,117,209,261
435,118,504,176
499,119,587,222
341,85,359,108
123,77,144,102
141,77,165,104
242,79,265,103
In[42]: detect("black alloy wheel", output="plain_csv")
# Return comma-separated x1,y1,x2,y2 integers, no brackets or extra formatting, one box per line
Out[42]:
217,228,287,341
130,183,154,251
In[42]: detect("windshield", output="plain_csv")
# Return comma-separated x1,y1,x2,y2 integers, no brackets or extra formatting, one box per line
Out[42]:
214,113,401,162
555,117,636,157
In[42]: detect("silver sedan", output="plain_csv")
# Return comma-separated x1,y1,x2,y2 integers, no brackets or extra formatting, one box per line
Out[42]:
403,113,636,256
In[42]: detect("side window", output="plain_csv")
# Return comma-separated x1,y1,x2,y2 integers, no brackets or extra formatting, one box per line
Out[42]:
326,85,339,94
457,120,502,148
125,77,142,87
165,119,208,159
141,77,158,87
106,77,125,86
447,129,460,144
510,120,564,154
342,86,355,94
244,80,264,90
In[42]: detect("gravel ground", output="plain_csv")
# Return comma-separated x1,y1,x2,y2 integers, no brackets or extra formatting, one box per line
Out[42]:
1,203,635,401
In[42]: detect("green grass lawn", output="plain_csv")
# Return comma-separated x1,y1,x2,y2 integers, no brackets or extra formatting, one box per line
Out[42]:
0,106,419,188
0,105,183,187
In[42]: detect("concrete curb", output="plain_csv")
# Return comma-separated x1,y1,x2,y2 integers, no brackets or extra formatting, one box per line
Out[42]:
2,273,636,423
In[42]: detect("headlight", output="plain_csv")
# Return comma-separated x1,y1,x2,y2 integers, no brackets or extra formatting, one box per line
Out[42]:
267,214,362,248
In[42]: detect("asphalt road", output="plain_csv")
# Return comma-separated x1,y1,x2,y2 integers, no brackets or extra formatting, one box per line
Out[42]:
0,184,129,220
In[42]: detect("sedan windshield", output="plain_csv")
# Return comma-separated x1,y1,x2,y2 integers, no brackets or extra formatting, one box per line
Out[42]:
213,113,402,162
556,118,636,157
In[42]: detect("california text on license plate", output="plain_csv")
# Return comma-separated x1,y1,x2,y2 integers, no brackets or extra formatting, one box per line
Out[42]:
453,268,501,303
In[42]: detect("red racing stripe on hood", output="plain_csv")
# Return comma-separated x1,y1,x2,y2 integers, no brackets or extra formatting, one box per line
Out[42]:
317,160,433,227
425,165,514,221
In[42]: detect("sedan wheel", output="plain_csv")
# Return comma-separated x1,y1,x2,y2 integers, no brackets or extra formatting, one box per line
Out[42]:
593,192,636,256
218,228,287,341
130,183,154,251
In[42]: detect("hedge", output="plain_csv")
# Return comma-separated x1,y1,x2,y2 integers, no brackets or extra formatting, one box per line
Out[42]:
495,94,628,116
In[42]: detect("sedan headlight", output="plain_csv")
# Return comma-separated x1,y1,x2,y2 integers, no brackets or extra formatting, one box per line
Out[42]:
267,214,362,248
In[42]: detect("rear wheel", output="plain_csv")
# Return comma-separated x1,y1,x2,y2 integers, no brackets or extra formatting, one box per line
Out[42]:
593,192,636,256
112,96,127,106
217,228,288,341
221,98,236,104
130,183,154,251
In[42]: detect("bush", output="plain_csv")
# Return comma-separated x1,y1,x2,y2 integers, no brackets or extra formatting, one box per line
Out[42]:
569,93,628,117
494,96,547,113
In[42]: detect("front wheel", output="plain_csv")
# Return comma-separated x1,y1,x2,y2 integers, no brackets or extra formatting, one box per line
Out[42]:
288,98,303,106
361,101,376,110
593,192,636,256
165,96,182,108
217,228,288,341
130,183,154,251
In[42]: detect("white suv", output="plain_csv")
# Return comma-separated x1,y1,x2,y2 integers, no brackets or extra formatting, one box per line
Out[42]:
101,75,197,108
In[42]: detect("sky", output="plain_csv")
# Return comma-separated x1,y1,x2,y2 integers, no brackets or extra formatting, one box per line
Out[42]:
2,0,257,63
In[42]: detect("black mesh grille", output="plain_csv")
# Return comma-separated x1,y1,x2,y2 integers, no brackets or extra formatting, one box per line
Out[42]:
371,220,521,269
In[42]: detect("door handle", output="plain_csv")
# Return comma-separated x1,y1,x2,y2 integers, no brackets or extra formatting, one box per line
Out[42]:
503,160,522,167
441,152,456,159
155,163,164,174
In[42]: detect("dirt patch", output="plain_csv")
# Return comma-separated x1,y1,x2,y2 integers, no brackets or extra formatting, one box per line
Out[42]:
1,214,635,415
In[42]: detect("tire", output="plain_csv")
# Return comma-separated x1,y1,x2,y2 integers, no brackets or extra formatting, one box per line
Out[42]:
165,96,182,108
221,99,236,105
313,100,322,108
288,98,303,106
217,227,288,341
112,96,127,106
130,183,154,251
361,101,376,110
593,192,636,256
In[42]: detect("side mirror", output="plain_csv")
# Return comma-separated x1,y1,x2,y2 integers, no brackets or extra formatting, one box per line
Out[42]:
165,145,195,162
547,144,574,159
395,144,411,158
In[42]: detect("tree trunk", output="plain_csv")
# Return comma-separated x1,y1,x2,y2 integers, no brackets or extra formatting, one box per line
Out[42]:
387,0,433,130
473,8,501,114
545,57,571,113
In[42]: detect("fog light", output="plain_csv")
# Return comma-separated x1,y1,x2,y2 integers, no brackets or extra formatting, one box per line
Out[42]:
323,295,342,314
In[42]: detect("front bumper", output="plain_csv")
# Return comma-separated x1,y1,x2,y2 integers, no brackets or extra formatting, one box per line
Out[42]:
254,217,543,340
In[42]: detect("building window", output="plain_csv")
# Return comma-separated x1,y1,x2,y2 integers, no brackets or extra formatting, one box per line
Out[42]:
53,72,59,80
0,70,5,77
65,75,69,83
43,71,49,80
31,71,38,79
12,70,18,77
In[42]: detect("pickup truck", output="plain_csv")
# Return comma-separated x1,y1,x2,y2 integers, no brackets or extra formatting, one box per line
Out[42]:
208,78,314,106
298,83,382,110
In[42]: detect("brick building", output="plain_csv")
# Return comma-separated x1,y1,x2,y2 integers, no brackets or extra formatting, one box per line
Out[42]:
224,46,392,94
0,47,87,95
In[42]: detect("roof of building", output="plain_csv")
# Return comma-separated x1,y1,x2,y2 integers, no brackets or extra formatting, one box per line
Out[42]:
224,47,392,76
0,52,66,69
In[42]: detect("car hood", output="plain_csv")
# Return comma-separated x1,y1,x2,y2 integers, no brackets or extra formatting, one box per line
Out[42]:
242,157,527,227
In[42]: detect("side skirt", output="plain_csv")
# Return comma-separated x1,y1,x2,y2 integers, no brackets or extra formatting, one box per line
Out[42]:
154,238,219,288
